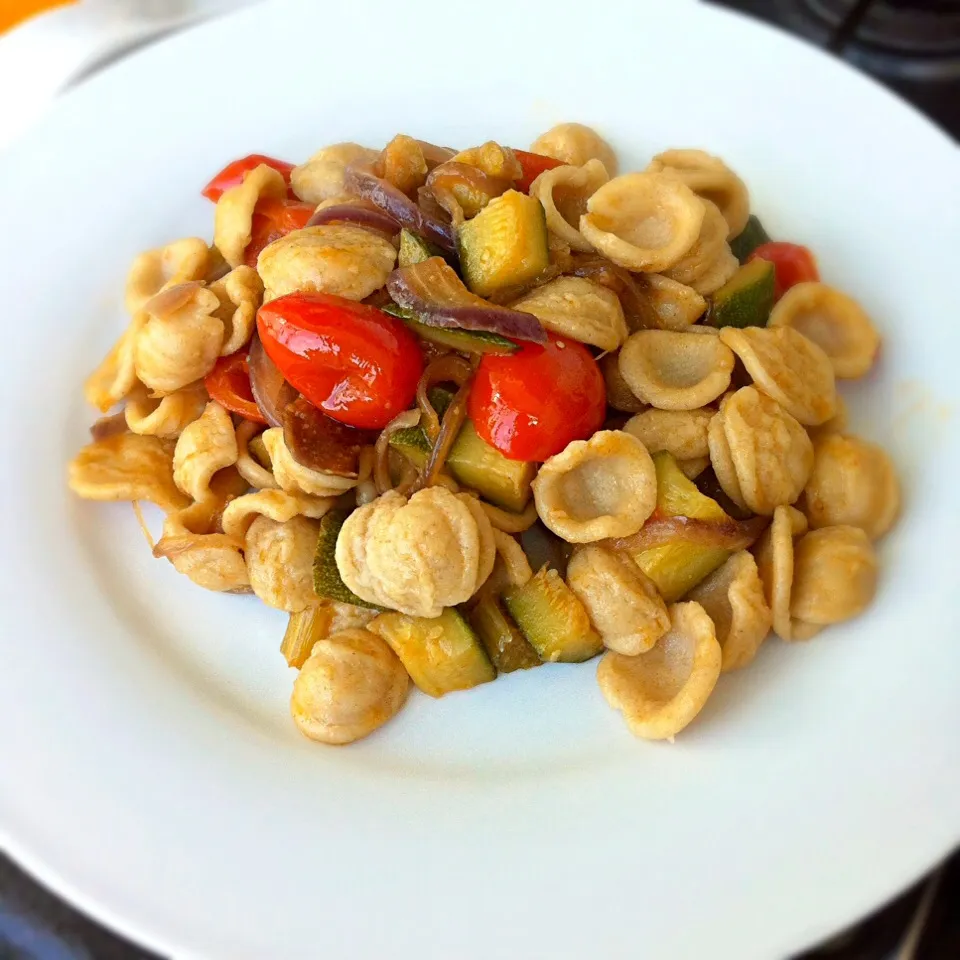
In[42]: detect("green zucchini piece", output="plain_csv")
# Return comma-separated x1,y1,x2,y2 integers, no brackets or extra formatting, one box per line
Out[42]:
468,596,541,673
729,214,771,263
457,190,550,297
519,522,572,577
398,229,440,266
383,305,519,356
708,259,776,329
503,567,603,663
311,509,382,609
369,608,496,697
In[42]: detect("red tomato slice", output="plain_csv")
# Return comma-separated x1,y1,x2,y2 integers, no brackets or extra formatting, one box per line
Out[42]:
468,334,606,462
257,293,424,430
748,242,819,299
243,197,315,268
513,149,565,193
204,349,267,424
202,154,296,202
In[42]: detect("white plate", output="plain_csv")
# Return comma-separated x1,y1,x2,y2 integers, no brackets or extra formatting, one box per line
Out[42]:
1,1,958,958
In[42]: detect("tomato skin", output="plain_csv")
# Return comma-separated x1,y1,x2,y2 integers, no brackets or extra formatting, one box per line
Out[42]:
469,334,606,462
243,197,315,268
747,242,819,299
256,293,423,430
513,149,565,193
204,349,267,424
202,154,295,202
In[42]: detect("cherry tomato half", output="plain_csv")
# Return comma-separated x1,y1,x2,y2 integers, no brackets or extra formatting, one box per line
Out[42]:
243,197,315,268
204,349,267,424
747,242,819,300
469,334,606,462
202,154,296,202
257,293,424,430
513,149,565,193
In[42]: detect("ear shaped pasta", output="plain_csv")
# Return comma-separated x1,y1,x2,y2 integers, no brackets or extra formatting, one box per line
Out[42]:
663,200,737,294
125,237,210,316
379,134,429,194
492,529,533,588
452,141,523,181
172,401,238,502
529,123,618,176
134,283,224,395
510,276,628,351
790,526,878,626
235,419,279,489
719,325,837,426
531,159,610,252
209,265,264,356
260,427,368,497
257,225,396,302
567,545,670,655
618,329,734,411
291,142,379,205
245,514,322,612
215,164,289,268
532,431,657,543
808,393,848,443
687,550,772,672
125,381,208,439
804,434,900,540
636,274,708,330
597,601,722,740
768,281,880,379
579,173,705,273
710,387,813,516
600,353,647,413
68,432,189,513
649,149,750,239
221,488,335,542
677,456,711,480
84,314,148,412
623,408,713,462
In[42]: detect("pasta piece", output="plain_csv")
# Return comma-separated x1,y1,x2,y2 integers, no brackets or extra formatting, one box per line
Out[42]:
649,149,750,239
677,456,711,480
256,225,396,302
134,283,224,395
84,314,147,412
452,141,523,181
328,602,378,633
124,237,210,316
532,430,657,543
478,500,539,534
290,143,380,204
235,419,278,490
663,200,730,287
68,432,189,513
768,281,880,379
790,526,878,625
245,514,322,612
124,381,208,439
618,329,734,411
214,164,289,268
637,274,707,330
707,404,746,509
719,325,837,426
529,123,618,175
261,427,366,497
492,529,533,588
579,172,705,273
567,545,669,655
803,434,900,539
209,265,264,356
623,408,713,462
597,601,722,740
509,276,628,351
807,393,848,443
380,134,429,194
173,402,238,502
687,550,772,672
600,353,646,413
335,488,496,618
221,488,335,542
530,159,610,252
714,387,813,516
291,628,409,745
690,248,739,296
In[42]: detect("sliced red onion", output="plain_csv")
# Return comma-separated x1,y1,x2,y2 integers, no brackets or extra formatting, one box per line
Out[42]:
343,163,456,254
306,203,401,235
248,334,298,428
387,259,546,344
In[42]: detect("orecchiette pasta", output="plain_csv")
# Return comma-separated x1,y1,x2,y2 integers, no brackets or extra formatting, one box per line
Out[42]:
600,352,647,413
261,427,366,497
215,164,289,268
124,237,210,316
452,141,523,181
380,134,429,194
221,488,335,542
637,274,707,330
530,159,610,252
245,514,322,612
532,431,657,543
134,283,224,395
209,265,264,356
677,455,711,480
291,628,410,745
807,393,849,443
256,225,396,302
803,434,900,540
291,142,380,204
618,329,734,410
719,325,837,426
124,381,208,439
173,402,238,502
529,123,618,176
509,276,628,351
492,529,533,588
234,419,278,490
768,281,880,379
84,314,147,412
664,200,738,295
648,149,750,239
597,601,722,740
579,172,705,273
623,408,713,462
687,550,772,672
567,545,670,655
335,488,496,618
710,387,813,516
